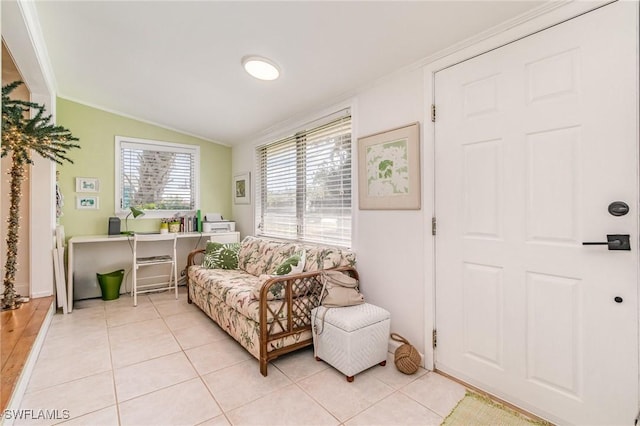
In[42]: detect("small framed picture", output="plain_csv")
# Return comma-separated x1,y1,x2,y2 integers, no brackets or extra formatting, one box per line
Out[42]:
233,172,251,204
76,177,99,192
76,196,99,210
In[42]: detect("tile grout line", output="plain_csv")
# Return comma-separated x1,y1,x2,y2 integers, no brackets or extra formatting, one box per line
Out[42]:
154,291,232,425
104,299,123,426
210,361,297,417
277,358,397,425
290,379,344,425
51,300,117,425
338,371,401,424
111,296,196,405
396,372,453,420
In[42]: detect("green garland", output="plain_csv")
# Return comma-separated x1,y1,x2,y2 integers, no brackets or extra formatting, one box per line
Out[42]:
1,81,80,309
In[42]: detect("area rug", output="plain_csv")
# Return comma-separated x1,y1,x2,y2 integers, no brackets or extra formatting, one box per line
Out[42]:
441,392,550,426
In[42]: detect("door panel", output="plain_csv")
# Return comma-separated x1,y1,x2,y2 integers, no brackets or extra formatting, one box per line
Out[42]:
434,3,638,424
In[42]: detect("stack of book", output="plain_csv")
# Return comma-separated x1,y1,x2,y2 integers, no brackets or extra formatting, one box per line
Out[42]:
174,210,203,233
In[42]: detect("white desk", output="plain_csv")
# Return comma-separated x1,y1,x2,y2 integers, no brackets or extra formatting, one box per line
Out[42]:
66,231,239,312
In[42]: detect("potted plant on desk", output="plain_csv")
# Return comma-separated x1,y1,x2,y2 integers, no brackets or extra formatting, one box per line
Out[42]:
160,219,169,234
168,219,181,233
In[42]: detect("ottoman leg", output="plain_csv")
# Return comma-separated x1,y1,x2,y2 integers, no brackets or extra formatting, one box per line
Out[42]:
346,376,354,383
379,360,387,366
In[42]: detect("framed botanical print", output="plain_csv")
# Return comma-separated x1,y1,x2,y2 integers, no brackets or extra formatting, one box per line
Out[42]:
75,177,99,192
358,122,420,210
233,172,251,204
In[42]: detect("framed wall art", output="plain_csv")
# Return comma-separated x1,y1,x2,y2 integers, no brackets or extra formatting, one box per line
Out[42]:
76,195,99,210
75,177,99,192
358,122,420,210
233,172,251,204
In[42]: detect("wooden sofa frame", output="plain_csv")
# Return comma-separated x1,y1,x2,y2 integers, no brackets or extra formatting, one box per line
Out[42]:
186,248,359,376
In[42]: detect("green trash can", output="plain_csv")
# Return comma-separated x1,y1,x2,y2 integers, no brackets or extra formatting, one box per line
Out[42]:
96,269,125,301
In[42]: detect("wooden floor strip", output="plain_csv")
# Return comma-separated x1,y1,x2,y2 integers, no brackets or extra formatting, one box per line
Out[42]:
0,296,54,411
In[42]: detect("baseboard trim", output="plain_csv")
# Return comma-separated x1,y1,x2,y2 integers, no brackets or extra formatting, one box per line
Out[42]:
30,290,53,299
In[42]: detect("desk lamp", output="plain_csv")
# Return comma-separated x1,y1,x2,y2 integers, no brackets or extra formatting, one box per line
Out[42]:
123,206,145,235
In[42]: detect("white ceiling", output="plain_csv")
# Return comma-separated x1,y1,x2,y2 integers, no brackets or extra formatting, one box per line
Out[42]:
33,1,545,145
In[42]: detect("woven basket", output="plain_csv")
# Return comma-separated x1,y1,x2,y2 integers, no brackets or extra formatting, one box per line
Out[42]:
391,333,421,375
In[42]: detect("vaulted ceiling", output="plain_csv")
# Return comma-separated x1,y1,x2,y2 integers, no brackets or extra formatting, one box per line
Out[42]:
33,1,545,145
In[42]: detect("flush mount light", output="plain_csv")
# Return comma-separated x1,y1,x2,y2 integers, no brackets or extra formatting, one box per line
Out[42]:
242,56,280,81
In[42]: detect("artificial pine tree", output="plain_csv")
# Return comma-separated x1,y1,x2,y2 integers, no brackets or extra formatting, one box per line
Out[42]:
1,81,80,310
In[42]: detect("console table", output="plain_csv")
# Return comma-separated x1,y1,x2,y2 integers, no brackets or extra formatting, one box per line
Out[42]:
66,231,239,313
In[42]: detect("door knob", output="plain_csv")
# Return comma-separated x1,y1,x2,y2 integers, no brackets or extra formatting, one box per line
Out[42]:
582,234,631,251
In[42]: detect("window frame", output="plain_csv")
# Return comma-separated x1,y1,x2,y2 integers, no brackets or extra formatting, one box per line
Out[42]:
255,110,353,247
114,136,200,218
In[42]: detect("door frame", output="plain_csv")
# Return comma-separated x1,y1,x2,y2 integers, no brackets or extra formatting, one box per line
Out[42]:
421,0,637,370
3,0,58,298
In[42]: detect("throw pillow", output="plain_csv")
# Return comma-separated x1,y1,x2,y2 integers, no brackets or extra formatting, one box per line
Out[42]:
251,252,306,300
274,251,306,276
202,242,240,270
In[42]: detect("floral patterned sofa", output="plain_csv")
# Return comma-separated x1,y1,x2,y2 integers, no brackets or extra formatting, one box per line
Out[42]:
186,235,357,376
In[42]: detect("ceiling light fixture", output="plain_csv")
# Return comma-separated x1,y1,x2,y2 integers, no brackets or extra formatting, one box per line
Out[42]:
242,56,280,81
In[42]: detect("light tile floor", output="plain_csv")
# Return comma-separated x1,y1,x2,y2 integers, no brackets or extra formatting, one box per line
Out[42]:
14,288,466,426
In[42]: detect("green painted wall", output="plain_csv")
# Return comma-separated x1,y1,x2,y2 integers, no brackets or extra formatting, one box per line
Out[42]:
56,98,232,238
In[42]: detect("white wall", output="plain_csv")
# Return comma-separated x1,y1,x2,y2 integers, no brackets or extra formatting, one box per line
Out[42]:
231,143,255,239
352,68,427,352
233,66,430,355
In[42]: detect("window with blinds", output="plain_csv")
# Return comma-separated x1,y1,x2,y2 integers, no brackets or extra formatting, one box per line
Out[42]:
256,110,352,247
115,136,199,214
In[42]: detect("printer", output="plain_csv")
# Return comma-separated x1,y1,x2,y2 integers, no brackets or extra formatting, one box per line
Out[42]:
202,213,236,233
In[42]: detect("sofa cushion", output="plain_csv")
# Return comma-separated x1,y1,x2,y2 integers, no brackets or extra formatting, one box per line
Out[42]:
237,236,276,276
267,243,299,274
189,266,260,293
303,245,356,272
237,236,302,276
203,242,240,269
189,266,259,312
189,266,289,324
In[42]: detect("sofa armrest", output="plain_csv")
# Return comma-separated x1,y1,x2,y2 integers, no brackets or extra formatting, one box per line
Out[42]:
258,266,359,302
257,266,359,375
186,248,205,304
187,248,206,268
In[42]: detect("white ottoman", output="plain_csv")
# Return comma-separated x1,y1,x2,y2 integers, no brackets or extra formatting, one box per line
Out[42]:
311,303,390,382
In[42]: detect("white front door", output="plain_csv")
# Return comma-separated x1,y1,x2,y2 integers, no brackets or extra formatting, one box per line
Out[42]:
434,3,638,424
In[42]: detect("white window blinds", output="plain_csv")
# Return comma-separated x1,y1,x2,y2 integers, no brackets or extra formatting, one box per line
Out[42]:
256,110,352,247
116,137,199,213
